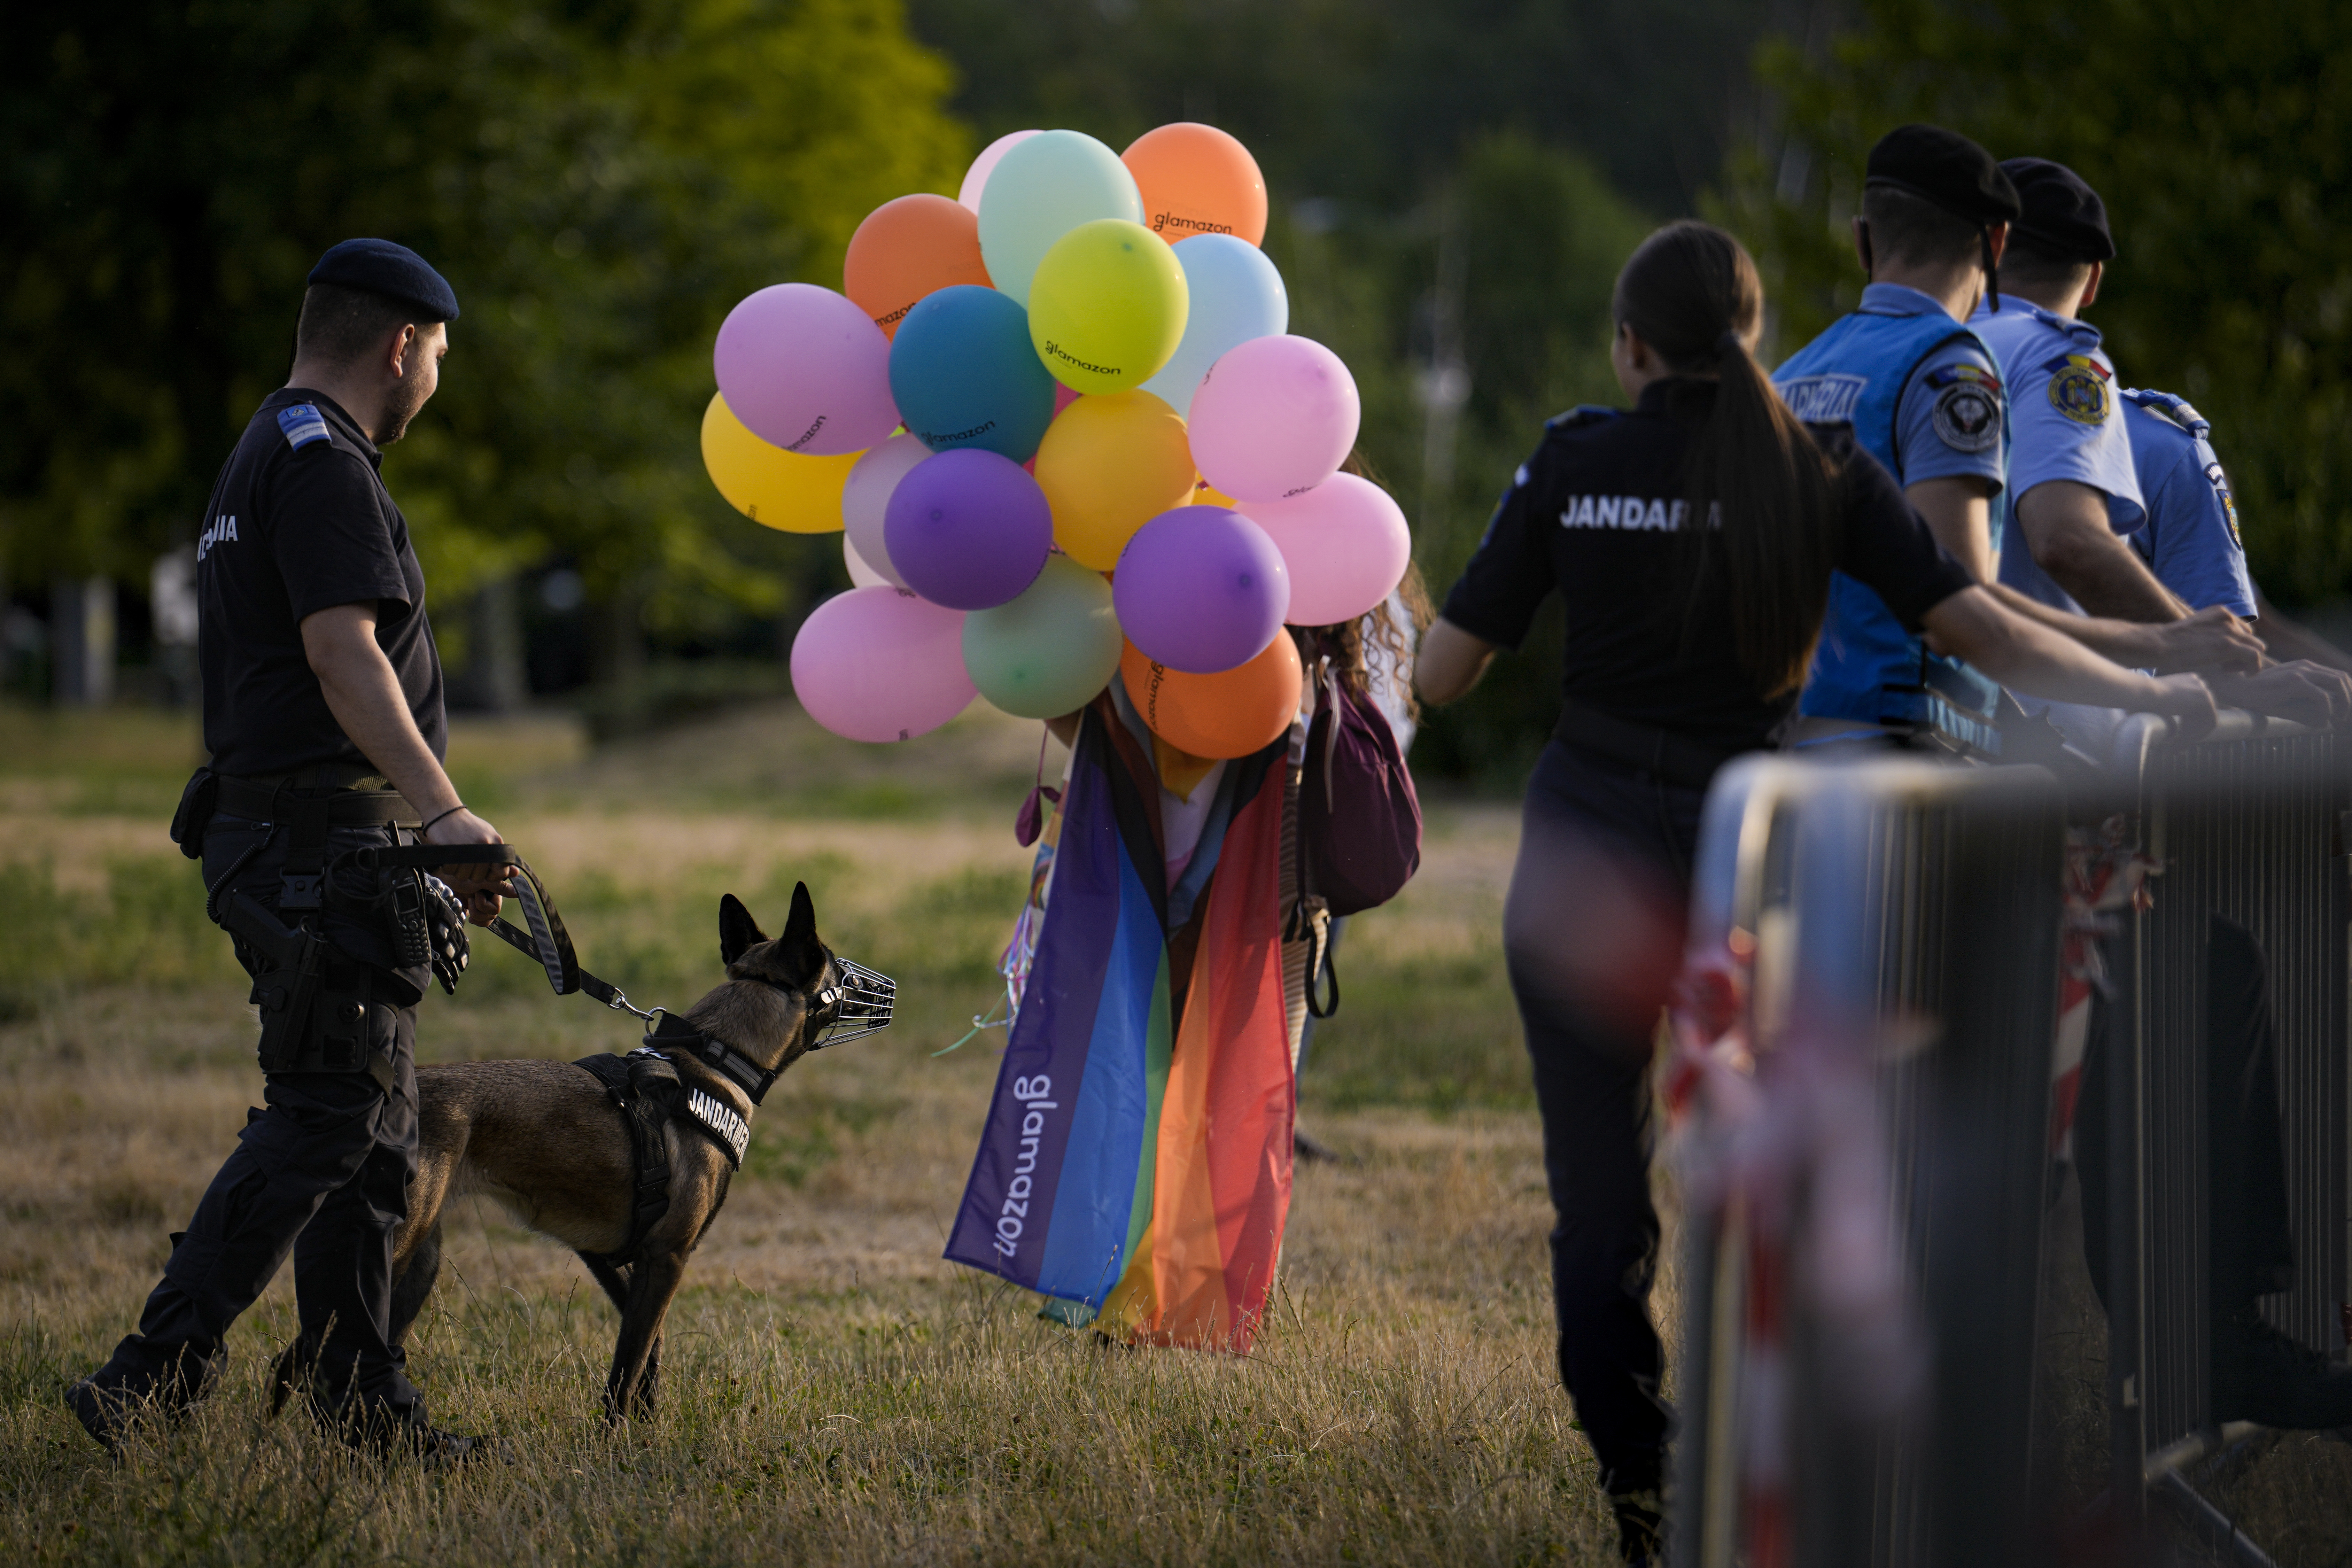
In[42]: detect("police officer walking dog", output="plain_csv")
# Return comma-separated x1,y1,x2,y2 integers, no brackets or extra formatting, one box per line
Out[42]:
68,239,512,1460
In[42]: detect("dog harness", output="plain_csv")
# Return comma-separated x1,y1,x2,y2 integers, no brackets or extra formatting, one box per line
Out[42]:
570,1027,762,1267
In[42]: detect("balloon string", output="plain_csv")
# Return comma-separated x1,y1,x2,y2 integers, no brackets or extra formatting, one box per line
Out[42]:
933,993,1013,1057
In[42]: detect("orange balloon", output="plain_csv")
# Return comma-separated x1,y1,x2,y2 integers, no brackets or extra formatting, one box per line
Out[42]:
1121,123,1268,248
1120,633,1301,760
843,194,993,339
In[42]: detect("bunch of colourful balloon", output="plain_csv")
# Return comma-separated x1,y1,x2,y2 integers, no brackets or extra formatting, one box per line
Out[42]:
699,123,1411,757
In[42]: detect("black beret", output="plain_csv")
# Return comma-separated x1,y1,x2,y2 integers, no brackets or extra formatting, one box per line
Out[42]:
2001,157,2116,262
1865,124,2022,228
306,238,461,322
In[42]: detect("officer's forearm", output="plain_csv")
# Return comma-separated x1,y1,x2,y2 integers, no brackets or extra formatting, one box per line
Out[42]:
1415,618,1497,707
1922,586,2202,716
300,603,465,818
2017,481,2184,622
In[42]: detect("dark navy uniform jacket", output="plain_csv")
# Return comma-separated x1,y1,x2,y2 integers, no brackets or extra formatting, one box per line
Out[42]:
1442,377,1977,755
195,390,445,777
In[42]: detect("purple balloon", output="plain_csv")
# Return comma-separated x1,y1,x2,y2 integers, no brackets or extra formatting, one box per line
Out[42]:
883,449,1054,611
1113,507,1291,674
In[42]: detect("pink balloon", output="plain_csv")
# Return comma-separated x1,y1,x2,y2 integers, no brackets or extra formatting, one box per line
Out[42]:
1238,474,1411,627
1186,335,1360,502
841,433,930,588
713,284,899,456
790,587,975,743
957,130,1042,214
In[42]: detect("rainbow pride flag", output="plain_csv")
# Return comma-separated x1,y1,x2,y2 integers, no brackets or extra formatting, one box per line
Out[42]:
945,697,1295,1352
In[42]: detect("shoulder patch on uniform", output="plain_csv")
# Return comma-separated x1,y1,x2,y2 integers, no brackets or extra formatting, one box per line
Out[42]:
2205,460,2242,548
1930,375,2002,453
1924,362,2003,394
2042,353,2113,425
276,403,331,450
1775,373,1868,425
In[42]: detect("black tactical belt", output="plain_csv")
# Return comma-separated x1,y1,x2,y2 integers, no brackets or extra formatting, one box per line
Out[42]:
1551,701,1750,793
212,776,417,827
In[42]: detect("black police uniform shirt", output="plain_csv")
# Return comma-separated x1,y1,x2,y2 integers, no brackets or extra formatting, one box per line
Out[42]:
1442,377,1977,755
195,389,447,778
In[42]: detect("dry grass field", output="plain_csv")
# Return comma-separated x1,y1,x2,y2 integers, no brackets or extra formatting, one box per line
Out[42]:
0,700,1633,1566
4,700,2348,1565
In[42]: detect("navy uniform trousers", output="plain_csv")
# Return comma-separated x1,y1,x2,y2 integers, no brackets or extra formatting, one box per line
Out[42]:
85,813,427,1431
1503,739,1704,1502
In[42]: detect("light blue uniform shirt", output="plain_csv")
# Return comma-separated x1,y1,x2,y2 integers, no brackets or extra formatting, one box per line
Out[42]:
2122,390,2256,617
1860,284,2011,492
1971,294,2144,614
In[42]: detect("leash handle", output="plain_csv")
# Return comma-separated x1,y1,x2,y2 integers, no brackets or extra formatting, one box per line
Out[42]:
342,842,668,1021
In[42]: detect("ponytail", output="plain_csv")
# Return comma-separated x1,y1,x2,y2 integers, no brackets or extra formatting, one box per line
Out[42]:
1613,222,1840,697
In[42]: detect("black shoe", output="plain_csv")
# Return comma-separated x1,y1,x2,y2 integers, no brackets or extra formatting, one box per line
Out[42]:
65,1348,224,1456
64,1378,129,1457
409,1427,510,1467
2212,1305,2352,1429
1293,1128,1339,1163
1609,1488,1664,1565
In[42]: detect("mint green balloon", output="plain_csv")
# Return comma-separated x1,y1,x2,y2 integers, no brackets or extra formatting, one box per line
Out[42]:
976,130,1144,307
962,554,1124,719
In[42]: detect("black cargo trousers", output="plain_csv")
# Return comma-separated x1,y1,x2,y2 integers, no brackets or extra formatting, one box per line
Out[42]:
85,804,431,1435
1503,739,1706,1506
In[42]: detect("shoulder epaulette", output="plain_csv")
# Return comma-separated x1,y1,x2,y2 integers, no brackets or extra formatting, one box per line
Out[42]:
275,404,332,451
2122,387,2209,436
1544,405,1620,433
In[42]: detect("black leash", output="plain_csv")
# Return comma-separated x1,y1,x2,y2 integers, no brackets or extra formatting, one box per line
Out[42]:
331,843,664,1022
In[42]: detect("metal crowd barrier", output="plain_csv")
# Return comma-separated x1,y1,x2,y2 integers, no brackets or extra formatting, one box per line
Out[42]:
1671,755,2066,1568
1668,716,2351,1564
2105,714,2350,1533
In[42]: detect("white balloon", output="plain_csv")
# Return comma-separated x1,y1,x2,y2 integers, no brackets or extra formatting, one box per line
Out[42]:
844,532,891,589
840,432,930,589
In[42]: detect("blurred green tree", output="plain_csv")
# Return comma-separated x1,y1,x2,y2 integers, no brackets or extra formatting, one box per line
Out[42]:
1720,0,2352,605
0,0,965,680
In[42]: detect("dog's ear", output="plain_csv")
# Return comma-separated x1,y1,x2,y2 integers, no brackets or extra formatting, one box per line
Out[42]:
719,894,768,968
773,880,825,986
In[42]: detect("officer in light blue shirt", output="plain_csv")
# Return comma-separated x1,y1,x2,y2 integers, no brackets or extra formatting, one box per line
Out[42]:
2121,389,2256,617
1971,161,2153,619
1771,124,2020,752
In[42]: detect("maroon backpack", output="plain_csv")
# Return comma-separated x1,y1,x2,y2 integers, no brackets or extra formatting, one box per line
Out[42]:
1289,639,1423,1014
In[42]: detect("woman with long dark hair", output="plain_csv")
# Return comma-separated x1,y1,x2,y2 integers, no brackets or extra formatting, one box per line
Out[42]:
1416,220,2219,1561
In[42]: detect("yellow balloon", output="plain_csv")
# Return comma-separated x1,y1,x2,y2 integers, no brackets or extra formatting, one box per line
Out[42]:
1189,479,1239,508
1025,219,1189,395
1033,391,1198,569
700,391,861,533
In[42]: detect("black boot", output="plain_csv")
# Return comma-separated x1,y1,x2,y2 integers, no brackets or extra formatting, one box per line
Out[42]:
2211,1305,2352,1429
64,1345,225,1457
1609,1487,1664,1565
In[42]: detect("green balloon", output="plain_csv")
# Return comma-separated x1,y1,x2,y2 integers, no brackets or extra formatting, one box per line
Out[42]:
962,554,1124,719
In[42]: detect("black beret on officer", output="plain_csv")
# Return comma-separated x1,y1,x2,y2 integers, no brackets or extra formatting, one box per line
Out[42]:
308,238,463,322
2000,157,2118,263
1866,124,2023,309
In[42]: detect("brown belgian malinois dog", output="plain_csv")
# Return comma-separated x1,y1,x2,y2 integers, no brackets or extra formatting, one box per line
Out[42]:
270,883,866,1423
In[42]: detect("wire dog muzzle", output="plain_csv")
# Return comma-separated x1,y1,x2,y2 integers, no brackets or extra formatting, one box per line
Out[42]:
809,955,895,1049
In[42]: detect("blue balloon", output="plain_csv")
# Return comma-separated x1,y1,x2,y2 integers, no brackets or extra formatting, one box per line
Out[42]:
1139,235,1289,417
888,285,1059,463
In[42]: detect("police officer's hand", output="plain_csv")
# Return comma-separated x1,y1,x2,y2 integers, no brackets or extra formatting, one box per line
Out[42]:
2143,606,2269,676
425,807,516,926
2148,673,2219,742
2209,662,2352,731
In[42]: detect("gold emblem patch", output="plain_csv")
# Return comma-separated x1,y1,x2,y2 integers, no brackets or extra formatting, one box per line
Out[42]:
2045,352,2112,425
